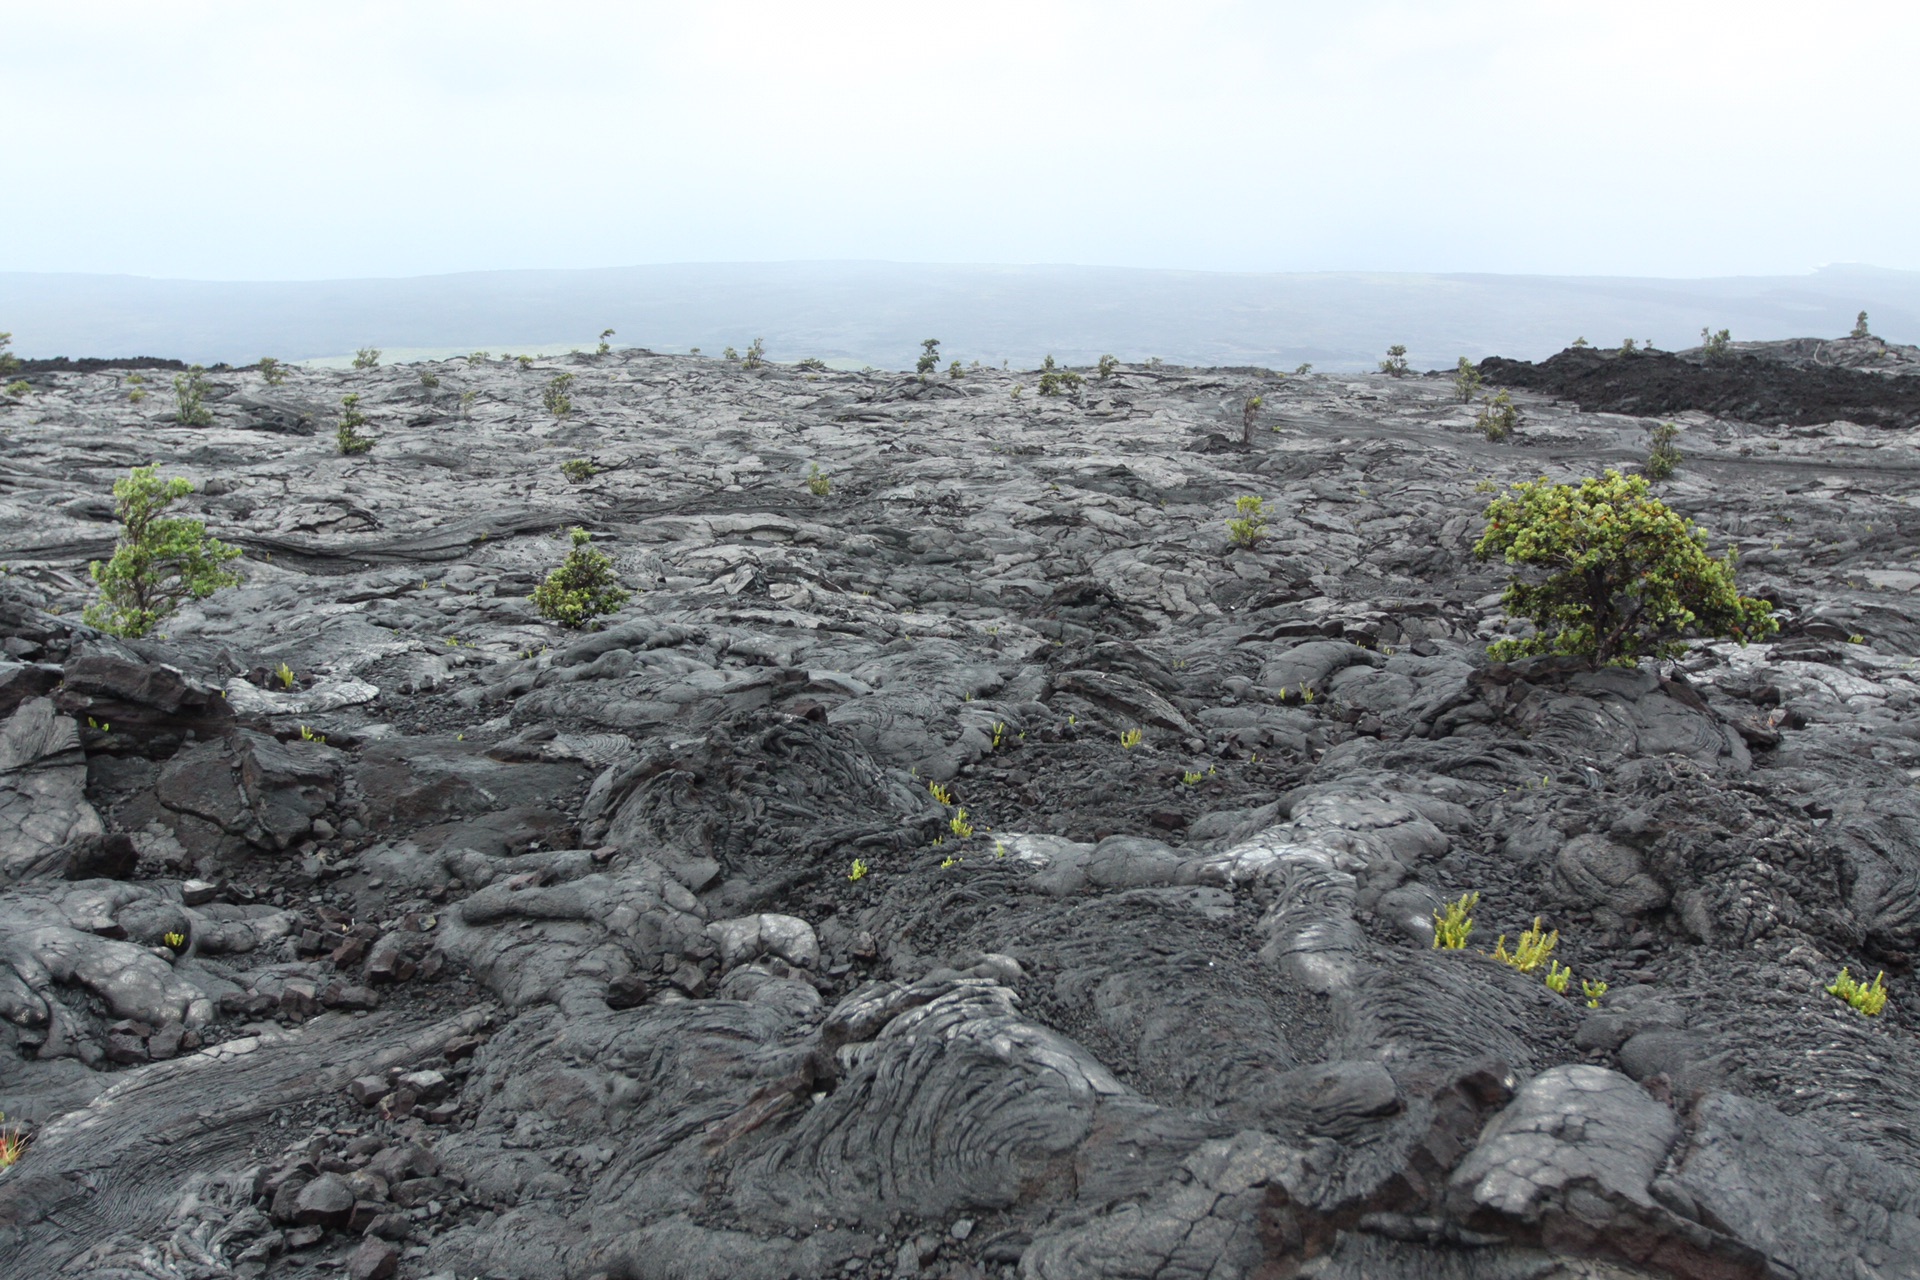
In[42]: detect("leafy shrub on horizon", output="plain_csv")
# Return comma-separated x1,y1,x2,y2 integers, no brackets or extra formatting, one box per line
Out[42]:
532,527,631,629
917,338,941,375
1036,355,1083,397
1097,354,1119,379
336,393,375,454
542,372,574,418
743,338,765,370
1700,327,1732,358
1850,311,1871,340
0,331,17,376
353,347,381,370
1226,495,1268,549
598,327,616,356
83,465,242,638
561,458,598,484
1474,469,1778,667
1379,344,1409,377
1476,390,1519,441
174,365,214,426
1241,394,1263,445
948,360,963,380
1645,422,1681,480
258,356,286,385
1453,356,1482,404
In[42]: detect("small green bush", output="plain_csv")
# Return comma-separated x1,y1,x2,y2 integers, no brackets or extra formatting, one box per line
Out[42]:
1827,966,1888,1016
794,357,827,372
353,347,382,370
948,360,963,380
0,331,16,376
1476,390,1519,441
1700,328,1731,358
84,465,242,638
3,379,29,399
597,327,616,356
1379,344,1409,377
126,372,147,403
336,394,375,454
515,354,534,370
1644,422,1681,479
542,373,574,418
532,527,630,629
916,338,941,375
1293,362,1313,375
1619,338,1638,353
1241,395,1263,445
1432,891,1479,949
174,365,214,426
258,356,286,385
1850,311,1870,340
743,338,765,370
561,458,598,483
1037,355,1083,397
419,370,440,389
1570,336,1590,349
1226,495,1268,548
806,464,831,496
1097,354,1119,379
1474,469,1778,666
468,351,490,366
1453,357,1482,404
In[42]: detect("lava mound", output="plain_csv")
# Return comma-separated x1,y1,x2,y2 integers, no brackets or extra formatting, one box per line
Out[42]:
1480,345,1920,429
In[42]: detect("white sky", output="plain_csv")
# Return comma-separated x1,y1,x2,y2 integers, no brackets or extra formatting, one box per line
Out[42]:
3,0,1916,280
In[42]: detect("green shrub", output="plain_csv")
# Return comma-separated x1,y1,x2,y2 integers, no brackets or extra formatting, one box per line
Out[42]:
723,346,739,362
561,458,598,483
743,338,765,370
1570,336,1590,349
1097,354,1119,379
83,465,242,638
1241,394,1263,445
1226,495,1268,548
795,357,827,372
532,527,630,628
1379,344,1409,377
3,379,28,399
0,331,16,376
1644,422,1681,479
1850,311,1870,340
515,354,534,370
258,356,286,385
948,360,963,380
174,365,214,426
419,370,440,389
468,351,490,366
353,347,381,370
542,372,574,418
336,394,375,454
1826,966,1887,1016
1036,355,1083,397
1620,338,1638,354
126,372,147,403
1492,917,1558,972
806,464,831,496
916,338,941,375
597,327,616,356
1432,891,1479,949
1474,469,1778,666
1293,362,1313,375
1699,327,1731,358
459,389,476,419
1453,357,1482,404
1476,390,1519,441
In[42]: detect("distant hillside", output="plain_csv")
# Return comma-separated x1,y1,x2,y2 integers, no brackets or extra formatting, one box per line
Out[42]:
2,261,1916,372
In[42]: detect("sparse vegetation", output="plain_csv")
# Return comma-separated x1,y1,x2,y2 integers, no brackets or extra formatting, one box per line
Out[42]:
1453,357,1482,404
1432,891,1479,950
531,527,630,629
1700,327,1732,358
1492,917,1559,973
83,465,242,638
276,662,296,689
0,332,16,375
948,360,963,380
1620,338,1637,353
515,354,534,370
1241,395,1263,446
1644,422,1682,480
1544,960,1572,994
806,464,831,497
1119,728,1143,750
0,1111,27,1171
795,357,827,372
468,351,489,366
598,328,616,356
258,356,286,385
3,379,29,399
949,808,974,839
1476,390,1519,441
1097,354,1119,379
561,458,598,484
173,365,214,426
1474,469,1778,666
1827,967,1888,1016
1037,354,1084,397
848,858,869,882
542,372,574,418
353,347,382,370
1293,362,1313,375
126,372,147,403
1571,337,1590,349
336,394,375,454
420,370,440,389
917,338,941,375
1850,311,1870,340
1226,495,1269,549
928,781,954,806
1379,344,1409,377
1581,979,1609,1008
743,338,766,370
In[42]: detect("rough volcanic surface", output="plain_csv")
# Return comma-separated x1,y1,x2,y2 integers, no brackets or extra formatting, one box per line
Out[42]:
1481,337,1920,429
1,347,1918,1280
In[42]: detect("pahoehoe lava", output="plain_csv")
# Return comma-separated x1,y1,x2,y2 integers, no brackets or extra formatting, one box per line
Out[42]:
1,342,1918,1280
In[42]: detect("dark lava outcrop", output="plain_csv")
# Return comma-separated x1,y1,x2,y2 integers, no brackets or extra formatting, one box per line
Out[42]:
1,346,1918,1279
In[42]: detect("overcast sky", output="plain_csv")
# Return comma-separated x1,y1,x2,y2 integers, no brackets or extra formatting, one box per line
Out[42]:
4,1,1916,281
